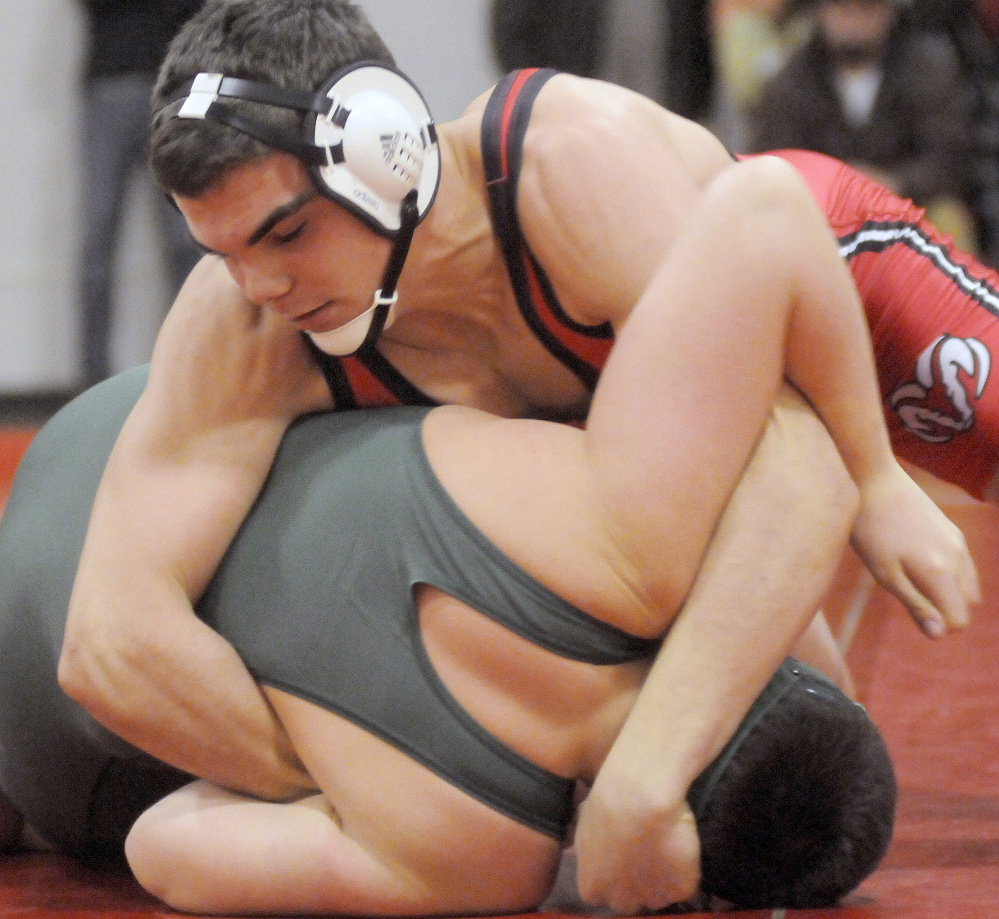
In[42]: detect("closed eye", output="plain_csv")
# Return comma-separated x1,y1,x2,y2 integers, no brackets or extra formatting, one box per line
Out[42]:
192,238,221,258
272,222,306,245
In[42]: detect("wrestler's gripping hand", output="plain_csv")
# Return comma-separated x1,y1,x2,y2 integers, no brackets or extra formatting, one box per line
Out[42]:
573,760,701,914
851,461,980,638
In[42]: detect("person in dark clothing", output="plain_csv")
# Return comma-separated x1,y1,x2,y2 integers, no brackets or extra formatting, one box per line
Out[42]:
490,0,715,122
77,0,203,388
491,0,608,81
908,0,999,266
747,0,978,225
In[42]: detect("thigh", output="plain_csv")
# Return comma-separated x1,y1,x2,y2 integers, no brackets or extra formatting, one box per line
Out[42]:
270,689,563,914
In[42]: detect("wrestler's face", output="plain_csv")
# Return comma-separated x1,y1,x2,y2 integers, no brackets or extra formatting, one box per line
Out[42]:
175,153,392,336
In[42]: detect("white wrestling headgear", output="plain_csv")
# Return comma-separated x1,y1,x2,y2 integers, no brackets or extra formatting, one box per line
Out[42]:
166,61,441,353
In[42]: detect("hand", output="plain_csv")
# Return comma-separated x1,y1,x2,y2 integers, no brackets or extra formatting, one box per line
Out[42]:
573,764,701,914
851,461,980,637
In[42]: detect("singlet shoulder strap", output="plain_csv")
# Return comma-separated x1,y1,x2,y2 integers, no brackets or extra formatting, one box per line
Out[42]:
305,336,440,410
482,69,614,393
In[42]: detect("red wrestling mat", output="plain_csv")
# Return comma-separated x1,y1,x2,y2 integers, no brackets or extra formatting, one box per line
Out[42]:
0,428,34,518
841,491,999,919
0,436,996,918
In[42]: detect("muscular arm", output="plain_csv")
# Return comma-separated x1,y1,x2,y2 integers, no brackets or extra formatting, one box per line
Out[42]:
516,85,977,908
60,259,332,799
576,163,976,906
523,83,975,635
574,389,858,910
562,158,873,910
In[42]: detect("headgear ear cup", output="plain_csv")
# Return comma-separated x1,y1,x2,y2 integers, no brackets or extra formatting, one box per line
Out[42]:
307,63,441,236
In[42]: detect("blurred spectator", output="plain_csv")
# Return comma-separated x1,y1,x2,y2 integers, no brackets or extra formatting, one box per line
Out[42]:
710,0,811,150
594,0,669,106
745,0,980,251
966,0,999,266
492,0,608,78
77,0,203,389
491,0,715,122
909,0,999,265
660,0,715,121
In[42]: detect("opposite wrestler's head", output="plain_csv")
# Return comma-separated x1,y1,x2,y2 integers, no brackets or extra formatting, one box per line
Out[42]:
687,660,897,909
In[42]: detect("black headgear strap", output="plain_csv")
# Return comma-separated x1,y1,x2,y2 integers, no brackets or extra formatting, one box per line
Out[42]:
687,659,801,819
160,76,330,166
162,74,425,353
358,188,420,352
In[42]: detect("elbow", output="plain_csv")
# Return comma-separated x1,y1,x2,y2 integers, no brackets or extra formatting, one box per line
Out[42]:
58,606,99,705
58,600,132,724
57,640,113,722
57,627,96,707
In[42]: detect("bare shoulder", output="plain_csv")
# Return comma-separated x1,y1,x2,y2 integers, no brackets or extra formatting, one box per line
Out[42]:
143,257,332,437
513,75,733,327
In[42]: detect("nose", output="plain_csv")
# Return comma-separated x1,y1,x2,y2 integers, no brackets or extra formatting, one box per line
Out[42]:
231,261,294,311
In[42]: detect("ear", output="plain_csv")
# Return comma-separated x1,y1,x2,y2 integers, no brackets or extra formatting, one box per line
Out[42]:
307,62,440,235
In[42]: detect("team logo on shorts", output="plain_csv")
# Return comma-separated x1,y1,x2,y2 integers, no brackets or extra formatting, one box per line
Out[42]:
889,335,991,443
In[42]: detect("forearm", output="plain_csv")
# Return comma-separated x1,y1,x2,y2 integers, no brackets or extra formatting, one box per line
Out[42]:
61,575,314,799
575,389,857,911
755,159,895,484
62,383,318,798
61,263,330,798
612,389,853,783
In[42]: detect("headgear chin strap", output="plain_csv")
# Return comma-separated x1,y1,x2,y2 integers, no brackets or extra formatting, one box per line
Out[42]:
166,61,440,353
308,190,420,355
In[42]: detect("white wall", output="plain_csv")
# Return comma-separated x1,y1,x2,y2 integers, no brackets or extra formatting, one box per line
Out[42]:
0,0,500,392
0,0,84,390
359,0,500,122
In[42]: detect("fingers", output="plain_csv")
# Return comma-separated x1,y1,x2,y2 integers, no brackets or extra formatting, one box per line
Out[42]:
574,799,701,914
905,551,979,637
852,468,981,639
896,581,950,639
882,540,979,638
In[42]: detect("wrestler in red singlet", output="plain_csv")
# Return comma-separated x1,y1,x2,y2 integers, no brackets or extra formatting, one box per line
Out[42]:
316,69,999,503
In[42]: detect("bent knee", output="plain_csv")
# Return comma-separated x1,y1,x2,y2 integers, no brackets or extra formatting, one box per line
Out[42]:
706,157,817,236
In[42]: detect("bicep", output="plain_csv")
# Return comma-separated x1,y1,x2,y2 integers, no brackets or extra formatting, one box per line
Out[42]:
84,389,289,603
96,258,329,595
